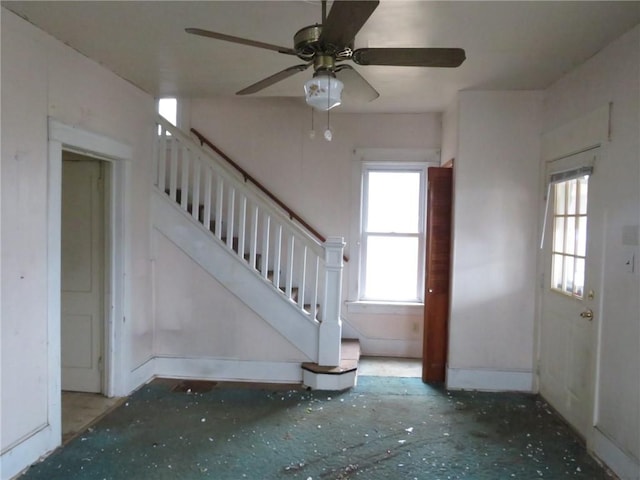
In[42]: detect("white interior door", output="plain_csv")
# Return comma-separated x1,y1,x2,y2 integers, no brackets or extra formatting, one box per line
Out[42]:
539,147,601,439
61,156,105,393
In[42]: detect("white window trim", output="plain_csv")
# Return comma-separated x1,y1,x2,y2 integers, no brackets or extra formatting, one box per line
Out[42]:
348,148,440,311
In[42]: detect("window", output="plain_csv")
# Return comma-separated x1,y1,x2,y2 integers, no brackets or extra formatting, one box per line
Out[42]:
158,98,177,125
359,163,426,302
551,175,589,298
157,98,177,135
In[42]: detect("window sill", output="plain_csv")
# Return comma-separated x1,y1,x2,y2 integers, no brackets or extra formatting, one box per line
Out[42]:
345,301,423,315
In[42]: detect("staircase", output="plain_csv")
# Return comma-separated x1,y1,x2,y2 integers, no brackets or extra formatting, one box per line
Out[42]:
153,116,358,389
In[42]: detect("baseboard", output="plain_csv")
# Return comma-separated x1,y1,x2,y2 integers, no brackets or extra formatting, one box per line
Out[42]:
1,424,58,480
128,356,157,394
153,356,304,384
592,427,640,480
341,318,421,358
353,337,422,358
446,367,534,392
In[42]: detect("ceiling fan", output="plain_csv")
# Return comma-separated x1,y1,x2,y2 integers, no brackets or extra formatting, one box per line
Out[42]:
186,0,466,110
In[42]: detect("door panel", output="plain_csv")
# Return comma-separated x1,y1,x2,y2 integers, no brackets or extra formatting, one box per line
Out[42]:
61,157,104,393
539,148,600,438
423,167,453,383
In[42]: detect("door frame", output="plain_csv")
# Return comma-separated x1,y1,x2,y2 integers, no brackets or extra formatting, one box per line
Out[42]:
535,104,611,448
47,119,132,438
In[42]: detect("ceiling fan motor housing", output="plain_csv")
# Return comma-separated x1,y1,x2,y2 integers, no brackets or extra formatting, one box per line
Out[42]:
294,25,323,59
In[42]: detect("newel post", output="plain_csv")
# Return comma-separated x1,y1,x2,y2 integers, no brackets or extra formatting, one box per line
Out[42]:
319,236,345,366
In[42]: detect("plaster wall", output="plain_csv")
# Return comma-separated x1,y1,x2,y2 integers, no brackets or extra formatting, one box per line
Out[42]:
152,230,309,362
543,24,640,468
448,91,543,388
1,9,154,474
441,100,459,165
190,99,442,356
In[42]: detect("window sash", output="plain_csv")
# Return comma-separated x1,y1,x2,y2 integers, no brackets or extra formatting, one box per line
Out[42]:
359,163,426,302
550,176,589,298
361,232,421,301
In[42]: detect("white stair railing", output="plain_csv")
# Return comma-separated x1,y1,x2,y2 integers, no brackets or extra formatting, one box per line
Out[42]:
154,116,344,365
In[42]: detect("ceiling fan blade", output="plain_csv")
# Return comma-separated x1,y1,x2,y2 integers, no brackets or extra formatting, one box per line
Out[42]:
335,65,379,103
353,48,466,67
236,63,311,95
185,28,296,55
320,1,379,49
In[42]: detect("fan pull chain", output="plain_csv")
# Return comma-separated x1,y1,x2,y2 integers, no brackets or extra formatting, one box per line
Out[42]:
324,78,333,141
309,107,316,139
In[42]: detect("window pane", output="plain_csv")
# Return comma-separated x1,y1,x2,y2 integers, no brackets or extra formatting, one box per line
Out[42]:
564,255,575,293
364,235,418,301
367,171,420,233
578,176,588,214
574,258,585,297
159,98,177,125
554,182,566,214
553,217,564,253
565,217,576,255
567,179,577,215
552,254,564,290
576,216,587,257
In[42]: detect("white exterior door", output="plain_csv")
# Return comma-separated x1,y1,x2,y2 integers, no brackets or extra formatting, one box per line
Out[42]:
61,157,105,393
539,147,601,439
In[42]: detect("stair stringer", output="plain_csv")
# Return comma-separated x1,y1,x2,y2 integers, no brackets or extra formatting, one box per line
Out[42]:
152,189,320,361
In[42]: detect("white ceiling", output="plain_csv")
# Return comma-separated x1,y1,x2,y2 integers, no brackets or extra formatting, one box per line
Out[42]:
3,1,640,113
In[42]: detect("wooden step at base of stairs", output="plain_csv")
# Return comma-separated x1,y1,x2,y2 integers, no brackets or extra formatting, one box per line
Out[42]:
301,339,360,391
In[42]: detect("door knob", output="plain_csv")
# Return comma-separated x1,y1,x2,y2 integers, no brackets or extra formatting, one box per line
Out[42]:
580,309,593,320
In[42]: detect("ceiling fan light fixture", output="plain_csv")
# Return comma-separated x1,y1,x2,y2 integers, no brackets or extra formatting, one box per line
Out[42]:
304,74,343,111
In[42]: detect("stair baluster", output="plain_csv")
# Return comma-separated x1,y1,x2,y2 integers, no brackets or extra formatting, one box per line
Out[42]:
154,115,344,365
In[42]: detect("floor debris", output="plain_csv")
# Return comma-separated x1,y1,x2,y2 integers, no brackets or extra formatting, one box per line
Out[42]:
20,377,613,479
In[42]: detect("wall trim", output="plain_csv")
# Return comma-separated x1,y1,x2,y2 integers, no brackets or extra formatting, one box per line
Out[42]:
0,424,57,480
49,120,133,161
48,118,133,398
128,357,157,393
341,318,422,358
153,356,304,384
592,427,640,480
541,103,610,162
446,367,534,392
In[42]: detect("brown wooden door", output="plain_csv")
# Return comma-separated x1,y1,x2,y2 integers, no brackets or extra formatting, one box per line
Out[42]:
422,167,453,383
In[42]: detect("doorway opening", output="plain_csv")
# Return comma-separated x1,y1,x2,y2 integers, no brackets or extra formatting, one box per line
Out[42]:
358,357,422,377
48,119,131,448
60,152,122,441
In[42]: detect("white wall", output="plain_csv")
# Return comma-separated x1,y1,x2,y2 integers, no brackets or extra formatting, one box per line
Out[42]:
543,25,640,476
190,98,442,357
448,91,543,391
441,99,459,165
153,230,310,362
1,10,155,478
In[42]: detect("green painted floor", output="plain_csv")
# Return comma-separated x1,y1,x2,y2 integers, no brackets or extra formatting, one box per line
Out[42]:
21,377,613,479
